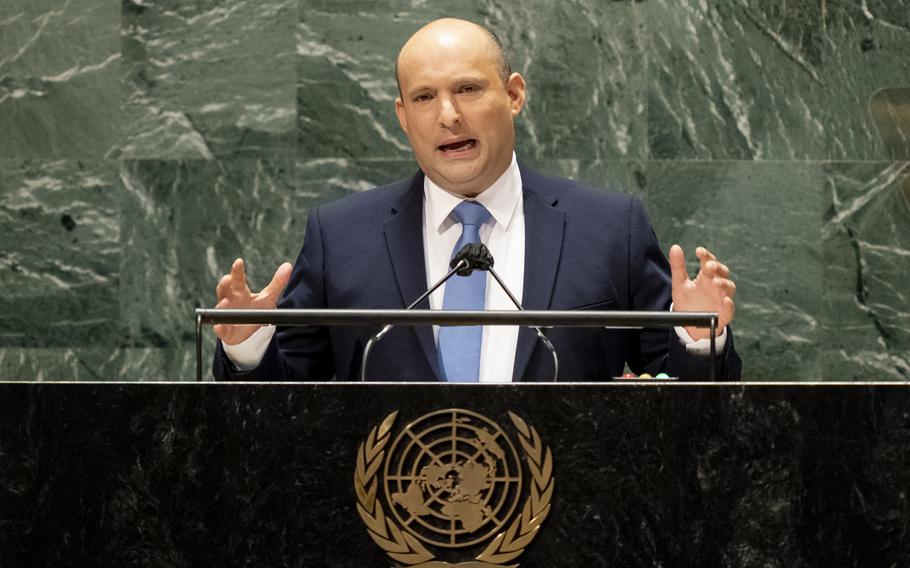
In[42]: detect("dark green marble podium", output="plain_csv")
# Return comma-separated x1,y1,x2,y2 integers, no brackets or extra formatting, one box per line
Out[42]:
1,382,909,567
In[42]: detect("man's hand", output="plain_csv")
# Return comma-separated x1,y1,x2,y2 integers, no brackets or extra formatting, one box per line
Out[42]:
214,258,293,346
669,245,736,340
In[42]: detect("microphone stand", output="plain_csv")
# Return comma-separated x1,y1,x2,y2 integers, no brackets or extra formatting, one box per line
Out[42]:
359,242,559,382
359,259,469,381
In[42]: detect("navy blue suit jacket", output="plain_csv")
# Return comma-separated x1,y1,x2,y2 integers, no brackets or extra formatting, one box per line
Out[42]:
214,165,741,381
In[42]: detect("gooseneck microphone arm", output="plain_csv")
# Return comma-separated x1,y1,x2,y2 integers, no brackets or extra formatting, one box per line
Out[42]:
359,242,559,382
485,260,560,383
359,257,470,382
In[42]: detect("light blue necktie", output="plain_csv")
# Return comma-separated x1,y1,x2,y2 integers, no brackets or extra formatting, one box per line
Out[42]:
438,201,492,382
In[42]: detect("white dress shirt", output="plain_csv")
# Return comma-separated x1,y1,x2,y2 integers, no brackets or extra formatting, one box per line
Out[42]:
423,153,524,383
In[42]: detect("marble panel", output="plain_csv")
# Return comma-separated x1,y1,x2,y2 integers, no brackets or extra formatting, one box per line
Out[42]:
297,6,414,158
523,158,647,201
0,160,120,352
0,346,224,381
119,0,297,159
297,157,419,204
645,161,824,380
298,0,646,160
500,0,646,161
118,159,301,370
0,0,120,158
822,161,910,380
643,0,910,160
0,348,122,381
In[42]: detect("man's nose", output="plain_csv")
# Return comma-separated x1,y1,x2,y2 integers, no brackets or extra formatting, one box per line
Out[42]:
438,97,461,128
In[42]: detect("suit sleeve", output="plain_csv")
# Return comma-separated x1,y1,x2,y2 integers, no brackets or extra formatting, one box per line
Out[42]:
624,198,741,380
212,207,335,381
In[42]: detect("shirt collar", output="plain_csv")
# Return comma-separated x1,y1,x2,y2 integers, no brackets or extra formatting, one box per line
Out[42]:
424,153,522,234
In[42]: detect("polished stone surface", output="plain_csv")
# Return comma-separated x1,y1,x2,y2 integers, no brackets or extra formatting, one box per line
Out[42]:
0,160,120,347
1,2,908,380
119,0,297,159
822,162,910,380
1,383,909,566
0,0,121,158
643,0,910,160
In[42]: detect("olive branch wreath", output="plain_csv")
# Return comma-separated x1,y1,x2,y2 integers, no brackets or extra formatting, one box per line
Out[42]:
354,410,554,568
354,411,435,565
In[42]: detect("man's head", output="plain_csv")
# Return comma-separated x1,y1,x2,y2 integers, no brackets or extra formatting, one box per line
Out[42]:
394,18,526,197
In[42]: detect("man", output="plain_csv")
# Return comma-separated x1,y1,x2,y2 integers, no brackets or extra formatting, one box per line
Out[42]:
213,18,740,382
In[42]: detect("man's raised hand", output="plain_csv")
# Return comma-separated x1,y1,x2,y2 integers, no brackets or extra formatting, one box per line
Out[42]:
214,258,292,345
669,245,736,341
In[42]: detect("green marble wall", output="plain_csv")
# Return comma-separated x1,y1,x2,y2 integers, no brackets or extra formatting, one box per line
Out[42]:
1,0,907,380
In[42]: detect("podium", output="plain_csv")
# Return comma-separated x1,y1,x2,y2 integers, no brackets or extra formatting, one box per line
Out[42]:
1,382,908,566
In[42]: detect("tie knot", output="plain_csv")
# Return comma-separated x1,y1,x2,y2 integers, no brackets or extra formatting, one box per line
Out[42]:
452,200,492,228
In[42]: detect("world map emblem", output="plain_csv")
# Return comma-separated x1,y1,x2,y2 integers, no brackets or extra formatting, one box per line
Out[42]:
354,409,555,567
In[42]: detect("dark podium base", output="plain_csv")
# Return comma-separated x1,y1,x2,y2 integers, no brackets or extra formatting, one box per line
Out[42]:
1,382,909,567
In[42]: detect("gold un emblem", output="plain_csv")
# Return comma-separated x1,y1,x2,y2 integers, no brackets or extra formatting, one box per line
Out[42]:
354,409,555,567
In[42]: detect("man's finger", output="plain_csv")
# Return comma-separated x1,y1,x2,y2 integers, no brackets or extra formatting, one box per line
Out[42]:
261,262,293,299
722,296,736,323
724,278,737,298
696,246,716,262
669,244,689,287
698,253,717,276
230,258,246,288
703,259,718,278
713,277,737,297
216,274,230,299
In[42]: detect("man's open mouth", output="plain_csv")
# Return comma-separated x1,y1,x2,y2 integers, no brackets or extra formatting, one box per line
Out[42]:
438,139,477,153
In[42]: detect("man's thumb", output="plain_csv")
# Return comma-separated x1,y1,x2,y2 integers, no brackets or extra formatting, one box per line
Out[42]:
262,262,293,299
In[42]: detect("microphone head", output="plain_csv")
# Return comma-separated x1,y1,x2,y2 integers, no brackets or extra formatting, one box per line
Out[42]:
450,243,494,276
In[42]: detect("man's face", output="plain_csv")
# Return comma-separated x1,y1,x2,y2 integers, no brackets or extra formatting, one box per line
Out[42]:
395,24,526,197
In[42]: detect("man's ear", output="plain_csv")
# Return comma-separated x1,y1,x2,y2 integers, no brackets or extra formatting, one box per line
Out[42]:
506,73,527,117
395,97,409,134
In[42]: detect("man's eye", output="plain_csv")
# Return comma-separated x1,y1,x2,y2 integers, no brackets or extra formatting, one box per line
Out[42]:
460,85,478,93
414,94,433,102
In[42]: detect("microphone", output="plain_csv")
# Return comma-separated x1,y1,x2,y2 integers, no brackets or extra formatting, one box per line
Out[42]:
474,244,559,383
358,243,484,381
450,242,493,275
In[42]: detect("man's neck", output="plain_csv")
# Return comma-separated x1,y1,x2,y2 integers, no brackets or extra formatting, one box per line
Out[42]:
426,153,518,199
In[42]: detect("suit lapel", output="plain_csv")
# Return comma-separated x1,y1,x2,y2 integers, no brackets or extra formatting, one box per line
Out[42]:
383,172,443,380
513,168,565,381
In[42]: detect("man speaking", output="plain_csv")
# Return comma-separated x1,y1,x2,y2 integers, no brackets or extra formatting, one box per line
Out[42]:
212,18,741,382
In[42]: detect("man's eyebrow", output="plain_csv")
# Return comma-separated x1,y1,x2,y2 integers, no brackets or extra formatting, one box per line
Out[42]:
406,85,434,99
452,76,488,85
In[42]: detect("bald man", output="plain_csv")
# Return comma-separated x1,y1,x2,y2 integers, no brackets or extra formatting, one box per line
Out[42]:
212,18,741,382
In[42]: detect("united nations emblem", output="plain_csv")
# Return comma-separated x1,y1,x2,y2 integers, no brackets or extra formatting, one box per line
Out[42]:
354,409,554,567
